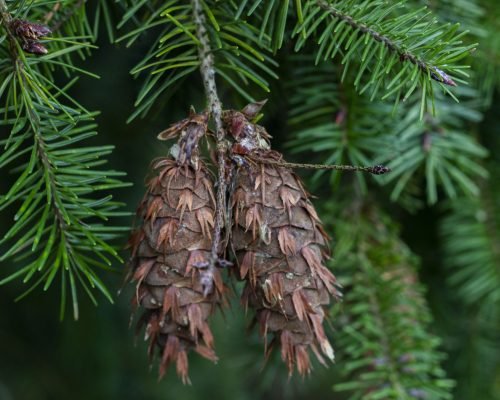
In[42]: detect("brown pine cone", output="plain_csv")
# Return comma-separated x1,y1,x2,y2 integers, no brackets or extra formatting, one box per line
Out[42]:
128,112,225,383
224,105,341,376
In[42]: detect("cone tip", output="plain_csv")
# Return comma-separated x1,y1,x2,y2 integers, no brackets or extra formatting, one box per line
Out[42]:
322,340,335,361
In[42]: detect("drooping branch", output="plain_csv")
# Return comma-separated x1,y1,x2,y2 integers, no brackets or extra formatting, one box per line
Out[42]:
191,0,228,281
332,206,454,398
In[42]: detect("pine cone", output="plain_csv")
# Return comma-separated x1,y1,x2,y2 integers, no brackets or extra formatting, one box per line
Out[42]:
128,112,225,383
224,106,340,376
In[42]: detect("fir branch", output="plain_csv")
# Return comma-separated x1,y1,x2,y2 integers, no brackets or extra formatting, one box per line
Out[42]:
414,0,500,109
295,0,476,108
328,204,454,399
0,0,129,319
316,0,457,86
117,0,277,121
191,0,227,290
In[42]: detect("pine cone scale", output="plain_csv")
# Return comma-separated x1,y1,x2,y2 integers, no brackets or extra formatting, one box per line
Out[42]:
128,112,225,383
224,108,340,376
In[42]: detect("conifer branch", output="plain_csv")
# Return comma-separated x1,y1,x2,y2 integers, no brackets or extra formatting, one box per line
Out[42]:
0,4,64,233
191,0,227,285
315,0,457,87
361,259,407,399
118,0,276,121
0,0,129,319
294,0,476,108
329,204,455,399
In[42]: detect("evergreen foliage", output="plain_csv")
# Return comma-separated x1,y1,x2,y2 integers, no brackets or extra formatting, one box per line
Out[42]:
439,165,500,400
0,0,129,319
116,0,277,119
0,0,499,398
441,175,500,308
286,56,395,192
331,204,454,399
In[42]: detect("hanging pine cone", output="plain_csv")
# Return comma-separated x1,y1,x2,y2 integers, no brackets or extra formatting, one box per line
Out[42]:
224,104,341,376
128,111,225,384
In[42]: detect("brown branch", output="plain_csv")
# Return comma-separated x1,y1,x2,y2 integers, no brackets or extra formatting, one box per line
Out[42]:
191,0,228,288
251,157,391,175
